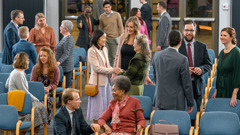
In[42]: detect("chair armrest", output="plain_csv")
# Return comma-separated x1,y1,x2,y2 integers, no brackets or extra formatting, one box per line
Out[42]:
149,110,155,124
189,126,194,135
144,125,150,135
44,94,48,107
16,120,22,135
62,75,66,89
195,112,200,129
139,127,144,135
194,127,199,135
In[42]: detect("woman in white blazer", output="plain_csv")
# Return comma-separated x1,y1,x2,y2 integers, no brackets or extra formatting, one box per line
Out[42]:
87,29,121,122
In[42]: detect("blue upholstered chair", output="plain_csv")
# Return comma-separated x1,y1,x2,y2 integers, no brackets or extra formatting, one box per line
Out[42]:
131,96,153,119
207,49,215,64
196,112,240,135
0,105,22,135
143,84,155,105
0,92,35,135
0,52,3,58
1,65,14,73
0,73,10,93
26,74,31,81
208,87,215,100
0,82,4,94
145,110,194,135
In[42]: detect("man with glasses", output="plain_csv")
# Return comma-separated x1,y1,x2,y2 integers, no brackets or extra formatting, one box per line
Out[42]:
179,19,212,110
2,9,25,64
76,6,99,52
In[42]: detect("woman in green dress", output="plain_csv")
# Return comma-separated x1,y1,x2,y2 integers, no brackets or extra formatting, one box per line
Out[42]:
212,27,240,107
118,34,151,96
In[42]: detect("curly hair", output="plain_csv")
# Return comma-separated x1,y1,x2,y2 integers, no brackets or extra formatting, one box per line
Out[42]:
35,47,56,82
135,34,151,62
124,16,140,44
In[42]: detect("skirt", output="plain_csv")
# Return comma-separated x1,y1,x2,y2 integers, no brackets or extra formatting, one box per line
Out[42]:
23,101,48,127
87,77,113,120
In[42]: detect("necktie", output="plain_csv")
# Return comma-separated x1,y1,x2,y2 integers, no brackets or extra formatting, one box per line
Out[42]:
187,43,194,78
87,17,92,37
71,111,76,135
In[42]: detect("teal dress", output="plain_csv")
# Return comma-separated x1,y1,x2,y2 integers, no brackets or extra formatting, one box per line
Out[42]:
216,47,240,99
119,53,149,96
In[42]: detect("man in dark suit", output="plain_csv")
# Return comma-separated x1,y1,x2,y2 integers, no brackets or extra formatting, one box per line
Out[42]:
152,30,194,112
156,1,172,51
140,0,152,36
76,6,99,52
53,88,100,135
2,9,25,64
179,20,212,110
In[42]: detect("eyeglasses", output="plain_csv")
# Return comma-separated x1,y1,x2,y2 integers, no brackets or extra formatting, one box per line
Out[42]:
184,29,195,32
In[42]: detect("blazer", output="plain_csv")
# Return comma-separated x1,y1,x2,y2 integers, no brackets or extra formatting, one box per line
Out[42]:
76,14,99,51
88,45,114,86
141,3,153,31
12,40,38,74
152,48,194,110
98,96,146,134
2,21,20,64
179,40,212,95
113,33,127,68
53,106,94,135
156,11,172,48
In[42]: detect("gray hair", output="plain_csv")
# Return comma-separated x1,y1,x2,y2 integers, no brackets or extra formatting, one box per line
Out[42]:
111,75,131,94
61,20,73,32
135,34,151,62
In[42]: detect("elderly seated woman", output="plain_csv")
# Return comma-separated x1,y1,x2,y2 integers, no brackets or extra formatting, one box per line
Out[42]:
98,75,146,135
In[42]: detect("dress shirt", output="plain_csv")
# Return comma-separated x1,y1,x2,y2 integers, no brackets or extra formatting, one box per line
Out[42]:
104,10,113,17
11,20,19,29
169,47,179,52
66,107,75,135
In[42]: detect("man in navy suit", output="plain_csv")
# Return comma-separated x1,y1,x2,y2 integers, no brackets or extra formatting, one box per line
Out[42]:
2,9,25,64
140,0,152,36
179,20,212,110
53,88,100,135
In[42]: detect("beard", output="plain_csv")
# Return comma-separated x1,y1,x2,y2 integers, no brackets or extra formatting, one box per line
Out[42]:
184,36,194,42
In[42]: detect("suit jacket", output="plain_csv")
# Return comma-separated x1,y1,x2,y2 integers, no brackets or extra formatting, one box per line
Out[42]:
12,40,37,74
140,3,152,31
156,12,172,48
88,45,114,86
2,21,20,64
152,48,194,110
76,14,99,51
179,40,212,95
53,106,94,135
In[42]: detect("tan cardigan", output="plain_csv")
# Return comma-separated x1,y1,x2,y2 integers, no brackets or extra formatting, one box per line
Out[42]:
88,46,114,86
113,33,128,68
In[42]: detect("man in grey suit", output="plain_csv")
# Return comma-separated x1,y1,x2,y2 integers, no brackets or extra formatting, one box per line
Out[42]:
152,30,194,112
156,1,172,51
179,20,212,110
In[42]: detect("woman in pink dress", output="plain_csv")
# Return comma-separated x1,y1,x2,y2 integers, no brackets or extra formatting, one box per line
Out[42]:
130,8,151,44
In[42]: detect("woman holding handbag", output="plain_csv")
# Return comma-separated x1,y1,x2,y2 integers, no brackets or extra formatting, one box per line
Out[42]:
87,29,122,122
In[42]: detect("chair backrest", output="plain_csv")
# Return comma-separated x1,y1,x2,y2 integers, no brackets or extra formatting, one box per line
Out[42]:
212,77,216,87
185,99,197,120
58,66,64,83
151,110,191,135
0,105,19,130
0,92,32,114
131,96,153,119
200,112,240,135
202,72,209,86
207,49,215,64
28,81,45,101
0,82,4,94
26,74,31,81
1,65,14,73
0,58,6,72
208,87,215,99
74,47,87,67
205,98,240,119
0,52,3,58
143,84,156,104
0,73,10,93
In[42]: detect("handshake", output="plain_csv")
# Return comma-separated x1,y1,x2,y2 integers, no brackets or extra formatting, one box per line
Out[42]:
113,67,123,74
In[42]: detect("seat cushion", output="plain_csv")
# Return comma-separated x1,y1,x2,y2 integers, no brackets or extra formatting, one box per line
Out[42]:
20,121,31,130
56,87,63,93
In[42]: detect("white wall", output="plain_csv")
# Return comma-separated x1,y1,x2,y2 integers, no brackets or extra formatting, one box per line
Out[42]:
130,0,142,9
46,0,59,42
218,0,231,53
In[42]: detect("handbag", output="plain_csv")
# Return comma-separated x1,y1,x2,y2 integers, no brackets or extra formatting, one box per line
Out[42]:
84,73,99,96
150,120,179,135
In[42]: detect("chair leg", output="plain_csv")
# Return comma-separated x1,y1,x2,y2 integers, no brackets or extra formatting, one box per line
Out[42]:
8,131,11,135
44,124,47,135
77,75,80,90
53,89,56,118
3,131,6,135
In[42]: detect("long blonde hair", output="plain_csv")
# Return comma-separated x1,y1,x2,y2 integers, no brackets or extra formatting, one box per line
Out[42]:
124,16,140,44
34,13,48,30
135,34,151,62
